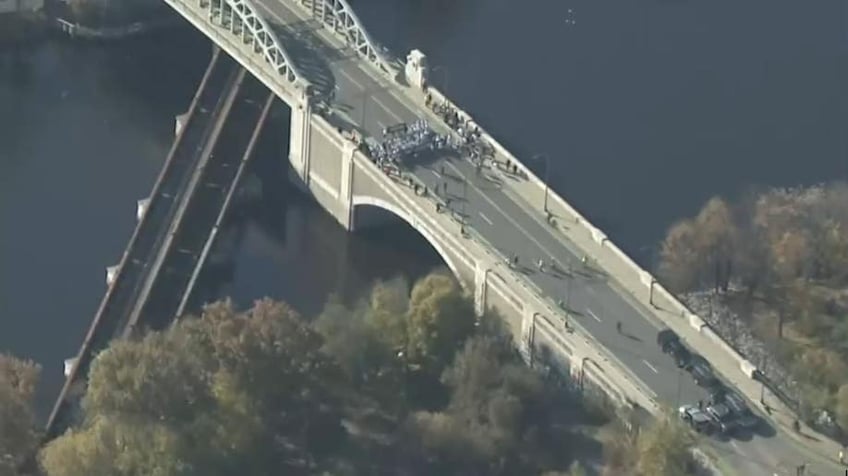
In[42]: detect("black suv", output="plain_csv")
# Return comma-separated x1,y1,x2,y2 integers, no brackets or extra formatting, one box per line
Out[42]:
687,355,719,388
657,329,691,368
722,391,759,430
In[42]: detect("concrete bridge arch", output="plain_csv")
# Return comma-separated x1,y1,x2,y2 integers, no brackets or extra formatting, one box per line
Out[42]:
349,195,465,281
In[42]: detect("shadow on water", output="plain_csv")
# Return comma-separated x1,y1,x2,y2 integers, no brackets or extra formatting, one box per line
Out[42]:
186,111,448,318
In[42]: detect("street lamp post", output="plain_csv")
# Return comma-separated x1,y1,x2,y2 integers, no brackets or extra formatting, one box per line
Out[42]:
532,154,550,213
676,368,683,406
649,278,657,307
528,312,540,368
461,178,468,235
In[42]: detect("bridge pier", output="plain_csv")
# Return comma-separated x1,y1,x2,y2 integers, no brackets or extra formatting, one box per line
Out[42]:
339,139,356,230
136,198,150,222
288,94,312,186
520,310,537,368
175,112,190,136
473,263,490,317
105,265,119,287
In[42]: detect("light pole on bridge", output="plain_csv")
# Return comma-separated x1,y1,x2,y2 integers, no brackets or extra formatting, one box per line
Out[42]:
531,153,551,213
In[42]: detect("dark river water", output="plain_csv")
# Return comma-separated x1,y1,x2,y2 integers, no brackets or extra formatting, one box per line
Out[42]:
1,0,845,414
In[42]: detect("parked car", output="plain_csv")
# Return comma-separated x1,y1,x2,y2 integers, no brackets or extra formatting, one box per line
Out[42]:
657,329,691,368
687,356,719,388
679,404,715,434
705,402,736,433
722,391,759,430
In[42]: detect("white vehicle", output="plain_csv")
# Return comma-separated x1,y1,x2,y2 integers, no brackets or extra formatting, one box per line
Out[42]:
678,404,715,434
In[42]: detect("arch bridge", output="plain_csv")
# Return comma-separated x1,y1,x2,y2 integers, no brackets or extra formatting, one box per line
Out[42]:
60,1,803,472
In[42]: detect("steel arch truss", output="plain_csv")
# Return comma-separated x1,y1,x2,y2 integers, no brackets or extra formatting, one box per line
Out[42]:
201,0,305,86
298,0,396,75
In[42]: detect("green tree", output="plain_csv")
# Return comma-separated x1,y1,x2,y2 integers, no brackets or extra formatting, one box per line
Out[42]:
0,354,40,475
405,273,476,373
365,277,410,352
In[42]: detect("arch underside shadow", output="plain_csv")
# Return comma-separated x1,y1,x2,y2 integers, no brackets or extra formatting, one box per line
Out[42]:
351,196,464,281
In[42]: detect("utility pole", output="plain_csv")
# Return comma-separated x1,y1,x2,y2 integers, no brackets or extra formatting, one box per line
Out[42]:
461,178,467,234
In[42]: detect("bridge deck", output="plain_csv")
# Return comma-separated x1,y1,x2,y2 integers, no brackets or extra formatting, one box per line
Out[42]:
137,77,275,332
45,51,243,438
246,0,708,405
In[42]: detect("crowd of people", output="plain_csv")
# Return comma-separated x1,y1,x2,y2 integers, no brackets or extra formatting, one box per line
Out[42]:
363,119,453,171
426,93,494,171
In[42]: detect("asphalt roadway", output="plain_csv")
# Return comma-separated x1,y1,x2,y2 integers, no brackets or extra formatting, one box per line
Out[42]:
252,1,836,473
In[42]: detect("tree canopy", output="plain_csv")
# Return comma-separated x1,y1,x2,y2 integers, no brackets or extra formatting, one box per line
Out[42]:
31,271,700,475
657,182,848,434
0,354,40,476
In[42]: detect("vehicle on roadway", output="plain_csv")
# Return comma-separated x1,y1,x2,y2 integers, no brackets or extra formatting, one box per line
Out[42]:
657,329,692,368
714,388,759,430
705,401,736,434
687,355,720,388
679,404,716,434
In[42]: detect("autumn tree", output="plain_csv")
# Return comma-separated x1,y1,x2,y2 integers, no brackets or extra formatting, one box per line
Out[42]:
408,335,565,475
40,299,343,476
602,411,695,476
405,273,476,374
0,354,40,476
658,220,701,292
694,197,737,292
634,415,694,476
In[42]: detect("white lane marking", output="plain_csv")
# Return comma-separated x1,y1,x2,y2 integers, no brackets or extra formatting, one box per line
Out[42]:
642,360,659,374
432,170,441,178
586,308,602,323
338,70,405,123
337,69,366,89
445,162,560,268
373,96,405,122
479,212,493,225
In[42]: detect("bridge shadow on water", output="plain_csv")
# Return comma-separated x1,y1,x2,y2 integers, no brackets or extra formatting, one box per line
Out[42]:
184,154,448,319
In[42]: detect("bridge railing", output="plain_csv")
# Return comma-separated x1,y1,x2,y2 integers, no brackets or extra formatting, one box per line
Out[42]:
166,0,308,106
293,0,400,79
